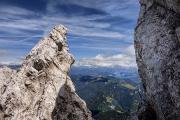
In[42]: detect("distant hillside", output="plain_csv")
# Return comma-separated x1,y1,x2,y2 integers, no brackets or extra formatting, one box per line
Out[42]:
70,68,142,120
70,66,140,83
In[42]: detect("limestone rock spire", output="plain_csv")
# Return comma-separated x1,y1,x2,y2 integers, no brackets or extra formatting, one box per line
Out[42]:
0,25,92,120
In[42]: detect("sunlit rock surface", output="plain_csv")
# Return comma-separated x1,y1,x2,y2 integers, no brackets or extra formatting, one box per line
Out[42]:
0,25,92,120
135,0,180,120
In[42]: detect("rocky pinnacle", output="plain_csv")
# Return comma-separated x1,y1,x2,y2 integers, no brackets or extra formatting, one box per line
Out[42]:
0,25,92,120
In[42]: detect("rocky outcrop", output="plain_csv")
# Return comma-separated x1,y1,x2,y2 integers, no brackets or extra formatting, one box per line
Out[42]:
0,25,92,120
135,0,180,120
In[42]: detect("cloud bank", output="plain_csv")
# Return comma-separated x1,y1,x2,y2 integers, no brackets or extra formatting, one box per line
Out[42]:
0,0,139,64
74,45,137,68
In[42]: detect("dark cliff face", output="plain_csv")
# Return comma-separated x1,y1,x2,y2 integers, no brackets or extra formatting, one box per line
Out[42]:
135,0,180,120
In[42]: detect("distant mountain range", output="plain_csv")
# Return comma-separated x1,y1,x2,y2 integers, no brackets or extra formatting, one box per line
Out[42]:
1,64,140,83
0,64,21,70
70,66,140,83
70,66,142,120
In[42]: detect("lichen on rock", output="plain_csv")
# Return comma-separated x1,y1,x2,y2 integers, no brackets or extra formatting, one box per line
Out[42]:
135,0,180,120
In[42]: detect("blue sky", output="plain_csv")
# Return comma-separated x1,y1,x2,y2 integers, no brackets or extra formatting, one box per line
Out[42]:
0,0,139,67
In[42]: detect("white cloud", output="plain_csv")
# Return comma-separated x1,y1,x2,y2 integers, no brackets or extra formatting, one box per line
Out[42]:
0,50,12,57
48,0,139,20
0,5,34,16
42,15,130,40
0,7,129,40
125,44,135,56
0,1,139,63
75,54,136,68
0,60,22,65
74,45,137,68
0,49,24,65
69,25,127,39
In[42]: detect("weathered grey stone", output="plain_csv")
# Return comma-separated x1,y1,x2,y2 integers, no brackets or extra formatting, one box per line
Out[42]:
0,25,92,120
135,0,180,120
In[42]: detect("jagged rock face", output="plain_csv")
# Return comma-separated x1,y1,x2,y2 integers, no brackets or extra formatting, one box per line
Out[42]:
135,0,180,120
0,25,92,120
